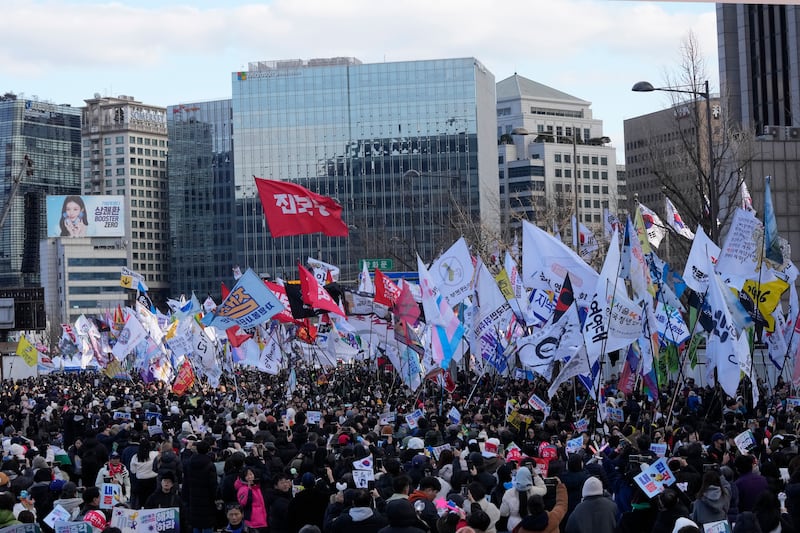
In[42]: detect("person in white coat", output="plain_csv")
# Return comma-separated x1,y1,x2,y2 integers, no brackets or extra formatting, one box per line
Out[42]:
95,451,131,505
499,466,548,532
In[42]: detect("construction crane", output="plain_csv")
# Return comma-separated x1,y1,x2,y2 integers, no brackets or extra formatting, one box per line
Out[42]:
0,155,33,233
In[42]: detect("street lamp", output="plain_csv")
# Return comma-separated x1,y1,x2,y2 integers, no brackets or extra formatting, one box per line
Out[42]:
632,80,716,241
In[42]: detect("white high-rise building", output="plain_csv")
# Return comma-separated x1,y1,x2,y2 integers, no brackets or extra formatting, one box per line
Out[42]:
496,74,622,243
80,95,169,304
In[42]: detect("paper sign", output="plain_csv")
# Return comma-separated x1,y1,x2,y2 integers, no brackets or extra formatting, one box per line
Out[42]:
528,393,548,412
573,418,589,433
100,483,122,509
447,407,461,425
44,505,72,528
734,430,756,455
148,425,163,437
607,407,624,423
351,469,375,488
650,443,667,457
633,457,676,498
379,412,396,426
113,411,132,421
54,522,93,533
110,507,179,533
566,436,584,455
405,409,424,430
352,454,374,471
787,397,800,408
431,444,452,461
703,521,732,533
0,525,41,533
306,411,322,425
532,457,549,476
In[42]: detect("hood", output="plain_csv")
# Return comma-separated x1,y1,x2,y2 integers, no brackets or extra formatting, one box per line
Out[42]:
349,507,374,522
704,485,722,501
53,497,83,510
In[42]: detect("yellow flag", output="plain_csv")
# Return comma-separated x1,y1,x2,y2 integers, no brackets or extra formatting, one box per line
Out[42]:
16,335,38,367
494,269,515,301
741,278,788,332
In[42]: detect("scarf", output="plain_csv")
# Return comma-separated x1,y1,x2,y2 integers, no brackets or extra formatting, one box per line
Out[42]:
107,461,124,477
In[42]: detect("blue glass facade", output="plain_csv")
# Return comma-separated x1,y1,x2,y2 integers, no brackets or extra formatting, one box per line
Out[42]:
167,100,236,297
0,94,81,287
232,57,498,280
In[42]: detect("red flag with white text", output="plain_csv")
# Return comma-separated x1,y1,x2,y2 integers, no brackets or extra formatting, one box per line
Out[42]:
254,177,348,237
298,264,345,316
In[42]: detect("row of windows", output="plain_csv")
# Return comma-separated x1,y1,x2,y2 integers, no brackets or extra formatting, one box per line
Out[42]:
554,169,609,180
530,107,584,119
68,285,126,295
554,154,609,166
132,252,164,261
68,257,127,267
133,220,162,229
130,147,166,157
536,124,592,141
130,136,167,147
130,157,166,167
132,237,165,247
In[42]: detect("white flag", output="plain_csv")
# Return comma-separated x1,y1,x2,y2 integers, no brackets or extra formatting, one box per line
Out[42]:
472,261,513,374
307,257,340,283
664,197,695,240
430,237,475,305
583,231,643,366
522,220,598,307
638,202,667,248
358,262,375,295
603,208,621,239
715,208,761,288
548,346,590,398
516,303,582,380
706,270,749,398
741,181,755,214
111,310,148,361
257,333,284,375
682,226,720,294
572,216,599,260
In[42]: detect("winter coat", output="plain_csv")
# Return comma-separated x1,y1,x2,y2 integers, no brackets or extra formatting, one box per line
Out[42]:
52,496,84,520
130,451,159,480
500,482,549,531
471,496,502,533
265,488,292,533
690,485,730,527
235,478,268,529
95,463,132,503
557,470,590,519
735,472,769,513
154,449,183,483
650,502,691,533
286,485,329,532
182,452,218,529
0,509,20,527
328,507,389,533
514,482,567,533
563,494,617,533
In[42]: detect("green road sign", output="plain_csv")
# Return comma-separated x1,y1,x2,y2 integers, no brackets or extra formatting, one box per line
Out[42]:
360,258,394,270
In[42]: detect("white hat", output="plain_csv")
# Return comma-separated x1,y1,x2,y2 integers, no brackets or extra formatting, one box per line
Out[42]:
581,476,603,498
482,437,501,458
671,518,698,533
407,437,425,450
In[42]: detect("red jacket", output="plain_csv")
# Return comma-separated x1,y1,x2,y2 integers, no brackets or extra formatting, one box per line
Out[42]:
235,478,268,529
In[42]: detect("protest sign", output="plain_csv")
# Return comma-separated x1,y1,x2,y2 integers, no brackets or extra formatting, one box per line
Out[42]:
633,457,675,498
787,397,800,408
566,436,583,455
573,418,589,433
379,412,396,426
0,525,41,533
111,508,179,533
306,411,322,425
528,393,549,413
113,411,131,422
734,430,756,455
650,443,667,458
447,407,461,425
430,444,452,461
405,409,424,430
352,469,375,489
703,521,732,533
607,407,625,423
54,523,92,533
43,506,72,529
100,483,122,509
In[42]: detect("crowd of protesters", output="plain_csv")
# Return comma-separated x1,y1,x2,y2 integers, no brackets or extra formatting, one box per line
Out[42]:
0,360,799,533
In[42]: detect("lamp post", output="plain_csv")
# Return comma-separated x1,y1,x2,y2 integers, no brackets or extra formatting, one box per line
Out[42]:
632,80,716,242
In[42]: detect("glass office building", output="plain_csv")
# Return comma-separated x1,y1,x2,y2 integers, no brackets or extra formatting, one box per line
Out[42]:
167,100,236,297
232,57,498,280
0,94,82,287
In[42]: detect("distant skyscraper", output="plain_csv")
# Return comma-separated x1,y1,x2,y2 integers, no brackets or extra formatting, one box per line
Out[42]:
167,100,236,298
81,95,170,304
718,4,800,133
717,4,800,253
231,57,498,279
0,93,81,287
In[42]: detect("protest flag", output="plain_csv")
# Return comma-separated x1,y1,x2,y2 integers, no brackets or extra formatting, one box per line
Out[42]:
254,177,348,237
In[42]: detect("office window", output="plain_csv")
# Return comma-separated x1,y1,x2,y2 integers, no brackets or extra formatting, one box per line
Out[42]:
600,156,608,166
116,168,125,176
555,169,562,177
554,154,561,163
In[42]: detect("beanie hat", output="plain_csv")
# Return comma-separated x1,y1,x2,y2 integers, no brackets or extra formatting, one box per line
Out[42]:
581,476,603,498
407,437,425,450
672,517,699,533
514,467,533,491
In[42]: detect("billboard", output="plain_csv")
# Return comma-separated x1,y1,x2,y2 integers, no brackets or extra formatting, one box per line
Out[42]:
47,195,126,238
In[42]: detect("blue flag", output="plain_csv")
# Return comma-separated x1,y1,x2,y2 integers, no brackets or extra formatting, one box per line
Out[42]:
764,176,783,264
206,268,282,329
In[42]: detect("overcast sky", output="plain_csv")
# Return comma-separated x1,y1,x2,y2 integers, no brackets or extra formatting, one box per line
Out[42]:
0,0,718,162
